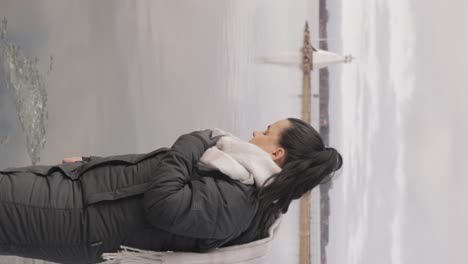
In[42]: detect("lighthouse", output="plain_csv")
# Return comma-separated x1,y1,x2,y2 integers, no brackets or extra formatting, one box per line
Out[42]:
256,21,353,264
255,26,353,70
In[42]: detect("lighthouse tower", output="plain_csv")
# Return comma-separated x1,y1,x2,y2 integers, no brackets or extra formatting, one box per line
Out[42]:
256,21,353,264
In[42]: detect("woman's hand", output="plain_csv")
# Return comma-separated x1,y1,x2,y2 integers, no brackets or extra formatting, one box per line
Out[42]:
59,157,83,164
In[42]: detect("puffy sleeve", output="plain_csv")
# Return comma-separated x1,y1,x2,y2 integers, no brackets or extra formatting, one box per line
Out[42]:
81,155,104,162
142,130,257,242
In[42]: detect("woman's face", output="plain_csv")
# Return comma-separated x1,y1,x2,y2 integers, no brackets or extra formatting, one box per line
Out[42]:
249,119,291,167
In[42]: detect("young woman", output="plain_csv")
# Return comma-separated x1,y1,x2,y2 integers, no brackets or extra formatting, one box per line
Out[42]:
0,117,342,263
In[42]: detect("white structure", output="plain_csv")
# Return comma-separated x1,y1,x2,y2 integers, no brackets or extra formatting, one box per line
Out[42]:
255,49,353,70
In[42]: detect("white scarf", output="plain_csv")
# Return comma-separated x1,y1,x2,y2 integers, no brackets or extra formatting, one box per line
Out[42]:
196,128,282,188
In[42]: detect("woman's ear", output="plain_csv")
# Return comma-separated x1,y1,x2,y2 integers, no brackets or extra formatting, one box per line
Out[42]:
271,152,285,168
272,147,286,163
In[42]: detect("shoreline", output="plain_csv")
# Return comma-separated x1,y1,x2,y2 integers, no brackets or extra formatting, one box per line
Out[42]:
318,0,332,263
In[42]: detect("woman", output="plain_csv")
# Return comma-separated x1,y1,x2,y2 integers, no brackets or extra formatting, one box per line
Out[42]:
0,118,342,263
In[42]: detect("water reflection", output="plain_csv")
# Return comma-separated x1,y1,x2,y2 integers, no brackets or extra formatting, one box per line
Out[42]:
0,17,48,165
0,1,319,263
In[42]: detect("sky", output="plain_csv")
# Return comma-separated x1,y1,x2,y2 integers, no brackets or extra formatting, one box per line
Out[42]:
326,0,467,263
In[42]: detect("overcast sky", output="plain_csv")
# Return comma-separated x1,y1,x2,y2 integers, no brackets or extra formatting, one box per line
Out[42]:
326,0,467,263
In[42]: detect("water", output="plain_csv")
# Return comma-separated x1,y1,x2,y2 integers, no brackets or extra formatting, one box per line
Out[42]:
0,1,321,263
1,18,49,166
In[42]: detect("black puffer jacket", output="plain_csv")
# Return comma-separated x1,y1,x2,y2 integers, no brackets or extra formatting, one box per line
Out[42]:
0,130,261,263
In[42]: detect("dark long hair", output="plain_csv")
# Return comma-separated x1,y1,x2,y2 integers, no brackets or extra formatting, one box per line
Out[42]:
253,117,343,237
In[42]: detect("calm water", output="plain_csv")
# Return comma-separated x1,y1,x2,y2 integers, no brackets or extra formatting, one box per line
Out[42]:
0,1,320,263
